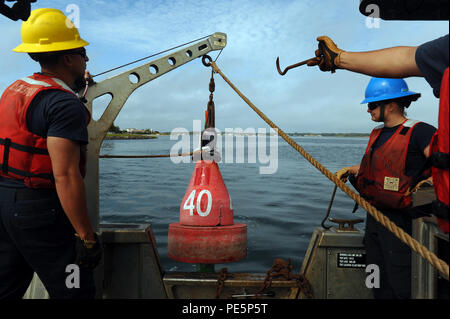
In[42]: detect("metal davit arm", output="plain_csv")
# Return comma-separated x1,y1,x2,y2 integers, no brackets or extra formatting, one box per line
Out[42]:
83,32,227,230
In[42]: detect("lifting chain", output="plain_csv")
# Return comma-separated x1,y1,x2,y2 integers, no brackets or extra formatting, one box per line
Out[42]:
215,267,228,299
257,258,313,299
205,69,216,130
199,67,220,162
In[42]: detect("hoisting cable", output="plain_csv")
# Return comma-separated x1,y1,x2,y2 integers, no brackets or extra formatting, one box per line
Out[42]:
207,59,449,281
99,152,193,159
214,48,224,63
100,148,214,159
91,34,214,78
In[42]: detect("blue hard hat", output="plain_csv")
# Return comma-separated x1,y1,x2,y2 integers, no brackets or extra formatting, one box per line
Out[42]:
361,77,421,104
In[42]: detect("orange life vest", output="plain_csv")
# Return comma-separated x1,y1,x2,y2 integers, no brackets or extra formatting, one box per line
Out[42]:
0,73,88,188
430,68,449,233
355,119,425,210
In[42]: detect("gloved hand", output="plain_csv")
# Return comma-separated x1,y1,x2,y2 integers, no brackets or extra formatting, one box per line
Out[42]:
75,233,102,270
335,167,351,183
405,176,433,197
307,36,345,73
85,70,96,85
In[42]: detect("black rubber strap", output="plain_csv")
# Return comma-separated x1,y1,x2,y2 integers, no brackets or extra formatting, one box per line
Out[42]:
1,138,11,173
0,137,49,155
5,165,53,180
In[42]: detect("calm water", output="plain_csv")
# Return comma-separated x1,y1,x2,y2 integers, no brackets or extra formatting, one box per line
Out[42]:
99,135,368,273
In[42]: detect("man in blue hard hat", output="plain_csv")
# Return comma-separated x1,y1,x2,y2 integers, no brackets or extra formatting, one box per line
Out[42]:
336,77,436,299
308,34,449,235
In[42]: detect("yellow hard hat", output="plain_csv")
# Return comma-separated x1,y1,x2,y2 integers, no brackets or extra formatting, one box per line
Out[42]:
13,8,89,53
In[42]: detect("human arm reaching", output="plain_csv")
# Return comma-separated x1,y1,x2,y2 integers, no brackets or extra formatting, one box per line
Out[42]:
307,36,423,78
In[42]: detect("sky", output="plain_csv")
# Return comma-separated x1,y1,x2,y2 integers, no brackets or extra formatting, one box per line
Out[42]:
0,0,448,133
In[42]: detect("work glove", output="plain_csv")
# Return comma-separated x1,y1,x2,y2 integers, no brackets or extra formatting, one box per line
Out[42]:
75,233,102,270
335,167,351,183
307,36,345,73
85,70,96,86
405,177,433,197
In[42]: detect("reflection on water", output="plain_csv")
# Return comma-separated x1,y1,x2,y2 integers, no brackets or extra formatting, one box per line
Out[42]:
99,135,368,272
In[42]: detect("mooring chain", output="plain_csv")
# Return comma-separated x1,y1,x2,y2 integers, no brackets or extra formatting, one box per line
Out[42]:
257,258,313,299
215,267,228,299
296,274,313,299
208,61,449,281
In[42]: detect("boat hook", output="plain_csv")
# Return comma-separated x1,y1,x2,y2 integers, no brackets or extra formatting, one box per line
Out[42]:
276,56,319,75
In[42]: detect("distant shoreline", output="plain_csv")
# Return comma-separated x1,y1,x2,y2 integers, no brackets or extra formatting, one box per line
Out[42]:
157,132,370,137
105,133,158,140
288,133,370,137
105,132,370,139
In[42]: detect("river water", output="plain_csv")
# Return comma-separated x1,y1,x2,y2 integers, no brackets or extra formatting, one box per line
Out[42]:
99,135,368,273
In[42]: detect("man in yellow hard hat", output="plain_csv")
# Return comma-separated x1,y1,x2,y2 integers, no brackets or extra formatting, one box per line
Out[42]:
0,8,101,299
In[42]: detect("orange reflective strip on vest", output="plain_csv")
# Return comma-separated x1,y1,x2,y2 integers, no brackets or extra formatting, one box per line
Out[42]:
432,68,449,233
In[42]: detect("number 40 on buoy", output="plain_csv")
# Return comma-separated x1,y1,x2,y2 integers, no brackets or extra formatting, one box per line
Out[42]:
183,189,212,217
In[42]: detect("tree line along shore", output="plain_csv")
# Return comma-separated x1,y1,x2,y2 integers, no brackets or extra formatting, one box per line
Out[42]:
106,123,370,139
105,132,370,139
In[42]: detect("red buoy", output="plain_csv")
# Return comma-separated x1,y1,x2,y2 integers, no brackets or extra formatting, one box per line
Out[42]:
168,160,247,264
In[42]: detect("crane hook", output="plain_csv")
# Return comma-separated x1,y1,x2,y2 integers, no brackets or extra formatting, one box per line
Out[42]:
276,56,319,75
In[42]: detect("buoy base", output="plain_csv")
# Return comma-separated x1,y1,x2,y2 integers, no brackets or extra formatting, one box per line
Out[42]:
168,223,247,264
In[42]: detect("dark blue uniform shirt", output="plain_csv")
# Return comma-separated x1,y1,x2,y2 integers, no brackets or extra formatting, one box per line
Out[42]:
415,34,449,98
372,122,436,177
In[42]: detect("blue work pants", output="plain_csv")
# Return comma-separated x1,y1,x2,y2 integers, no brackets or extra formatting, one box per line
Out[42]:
0,186,95,299
364,209,412,299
